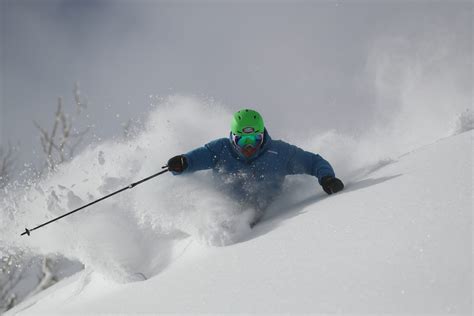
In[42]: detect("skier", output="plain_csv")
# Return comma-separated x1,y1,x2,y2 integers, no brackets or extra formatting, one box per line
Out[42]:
166,109,344,226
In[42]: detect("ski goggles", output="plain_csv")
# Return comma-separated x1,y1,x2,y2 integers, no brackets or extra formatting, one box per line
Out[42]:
231,133,264,149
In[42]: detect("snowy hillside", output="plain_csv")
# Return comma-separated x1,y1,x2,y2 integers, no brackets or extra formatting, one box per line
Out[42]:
8,129,472,315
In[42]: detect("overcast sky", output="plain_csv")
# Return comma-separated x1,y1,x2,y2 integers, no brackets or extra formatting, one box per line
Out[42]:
0,0,472,169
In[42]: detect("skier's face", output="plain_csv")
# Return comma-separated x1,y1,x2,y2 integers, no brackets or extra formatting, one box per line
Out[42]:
232,133,264,158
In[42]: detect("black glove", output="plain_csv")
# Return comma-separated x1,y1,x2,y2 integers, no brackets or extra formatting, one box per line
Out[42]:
167,155,188,173
321,176,344,195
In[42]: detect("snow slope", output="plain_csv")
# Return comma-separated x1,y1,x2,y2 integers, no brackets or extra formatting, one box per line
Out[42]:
8,130,472,315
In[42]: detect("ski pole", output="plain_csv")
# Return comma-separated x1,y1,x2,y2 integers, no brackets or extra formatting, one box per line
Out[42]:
21,168,170,237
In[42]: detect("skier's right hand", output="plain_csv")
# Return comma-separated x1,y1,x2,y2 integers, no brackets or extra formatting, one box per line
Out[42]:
167,155,188,174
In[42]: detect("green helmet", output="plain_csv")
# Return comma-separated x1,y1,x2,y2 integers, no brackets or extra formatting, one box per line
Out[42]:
230,109,265,136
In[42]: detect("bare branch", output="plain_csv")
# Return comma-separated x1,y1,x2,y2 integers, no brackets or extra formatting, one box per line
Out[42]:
73,82,87,115
47,98,62,158
0,143,17,188
68,127,90,157
34,121,51,153
34,85,90,171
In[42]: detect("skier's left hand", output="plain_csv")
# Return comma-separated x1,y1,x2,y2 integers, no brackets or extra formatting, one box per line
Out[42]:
321,176,344,195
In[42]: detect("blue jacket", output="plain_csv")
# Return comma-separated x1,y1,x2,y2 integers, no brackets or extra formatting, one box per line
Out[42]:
179,129,335,209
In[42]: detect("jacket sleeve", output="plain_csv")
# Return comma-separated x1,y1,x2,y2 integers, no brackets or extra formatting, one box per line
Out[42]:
286,144,335,184
181,139,224,173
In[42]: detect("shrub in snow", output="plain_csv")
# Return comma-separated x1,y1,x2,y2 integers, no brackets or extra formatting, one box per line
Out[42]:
454,109,474,134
